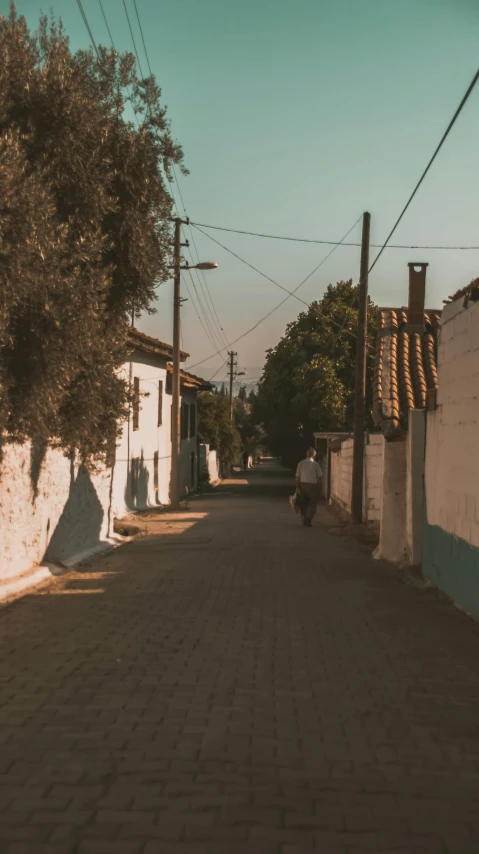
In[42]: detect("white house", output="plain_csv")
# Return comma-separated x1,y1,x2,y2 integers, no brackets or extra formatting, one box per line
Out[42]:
0,327,211,599
111,328,212,516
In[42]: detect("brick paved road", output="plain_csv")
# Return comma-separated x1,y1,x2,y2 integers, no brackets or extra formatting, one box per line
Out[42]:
2,461,479,853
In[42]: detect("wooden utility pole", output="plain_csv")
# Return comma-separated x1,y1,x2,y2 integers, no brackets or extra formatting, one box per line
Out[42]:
170,217,182,510
351,212,371,525
228,350,237,422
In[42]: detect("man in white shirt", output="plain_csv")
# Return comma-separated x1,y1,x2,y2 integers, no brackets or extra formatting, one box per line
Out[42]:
295,447,322,527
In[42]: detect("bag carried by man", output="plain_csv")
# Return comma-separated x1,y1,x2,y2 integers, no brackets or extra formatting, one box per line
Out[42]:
289,491,307,515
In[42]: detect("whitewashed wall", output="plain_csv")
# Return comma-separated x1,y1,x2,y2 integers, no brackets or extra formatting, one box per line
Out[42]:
329,434,384,522
179,387,199,497
425,299,479,547
111,350,172,516
199,444,220,485
0,442,112,584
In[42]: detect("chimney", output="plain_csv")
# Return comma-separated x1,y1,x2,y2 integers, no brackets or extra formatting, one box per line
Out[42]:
407,262,428,328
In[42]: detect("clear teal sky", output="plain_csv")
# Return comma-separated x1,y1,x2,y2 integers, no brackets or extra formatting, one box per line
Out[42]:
9,0,479,380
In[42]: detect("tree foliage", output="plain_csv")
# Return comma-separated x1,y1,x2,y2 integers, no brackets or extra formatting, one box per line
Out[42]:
0,5,183,462
197,390,241,466
254,280,377,467
233,391,263,457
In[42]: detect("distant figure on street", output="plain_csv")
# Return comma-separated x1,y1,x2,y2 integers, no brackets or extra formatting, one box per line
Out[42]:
242,449,249,471
295,447,322,527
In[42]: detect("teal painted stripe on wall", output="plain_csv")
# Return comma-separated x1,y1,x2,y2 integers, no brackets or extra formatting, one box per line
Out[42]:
423,521,479,620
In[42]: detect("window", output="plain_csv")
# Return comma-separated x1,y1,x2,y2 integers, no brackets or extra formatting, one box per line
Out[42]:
166,371,172,395
158,380,163,427
132,377,140,431
153,451,159,492
181,403,189,440
131,457,140,501
190,404,196,438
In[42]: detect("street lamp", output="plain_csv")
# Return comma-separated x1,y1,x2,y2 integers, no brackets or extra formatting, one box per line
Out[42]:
171,217,218,510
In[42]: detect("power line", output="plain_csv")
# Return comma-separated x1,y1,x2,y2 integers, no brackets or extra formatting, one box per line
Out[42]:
116,0,226,357
172,164,230,350
75,0,100,58
122,0,145,80
189,221,479,251
185,267,226,353
183,271,223,354
187,214,362,370
132,0,153,77
97,0,142,131
329,67,479,359
192,218,361,331
368,67,479,276
98,0,115,47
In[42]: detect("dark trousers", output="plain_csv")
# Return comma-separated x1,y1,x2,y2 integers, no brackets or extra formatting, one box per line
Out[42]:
299,482,318,522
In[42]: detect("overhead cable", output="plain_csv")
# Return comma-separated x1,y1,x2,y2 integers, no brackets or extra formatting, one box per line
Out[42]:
132,0,153,77
122,0,145,79
187,214,362,370
367,66,479,276
75,0,100,58
190,221,479,251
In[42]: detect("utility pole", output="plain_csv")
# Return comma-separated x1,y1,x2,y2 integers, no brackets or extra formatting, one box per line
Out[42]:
228,350,238,422
169,222,217,508
170,217,183,510
351,211,371,525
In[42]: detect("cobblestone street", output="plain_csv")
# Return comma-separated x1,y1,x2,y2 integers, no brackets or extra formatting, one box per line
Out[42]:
2,461,479,853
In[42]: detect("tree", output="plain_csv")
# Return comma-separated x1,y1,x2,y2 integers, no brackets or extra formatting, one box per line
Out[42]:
254,280,377,468
197,390,241,466
237,384,247,403
233,391,263,458
0,5,183,463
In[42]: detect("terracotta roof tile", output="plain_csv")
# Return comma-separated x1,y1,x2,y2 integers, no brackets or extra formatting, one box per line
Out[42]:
372,308,441,437
442,278,479,306
127,328,189,361
166,363,212,390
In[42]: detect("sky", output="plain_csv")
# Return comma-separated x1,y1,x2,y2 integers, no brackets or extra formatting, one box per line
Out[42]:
8,0,479,382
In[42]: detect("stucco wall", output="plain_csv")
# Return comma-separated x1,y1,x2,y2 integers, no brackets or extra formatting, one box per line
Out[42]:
0,442,112,582
423,298,479,616
375,439,407,564
111,350,173,516
329,434,384,522
179,387,199,497
199,444,220,484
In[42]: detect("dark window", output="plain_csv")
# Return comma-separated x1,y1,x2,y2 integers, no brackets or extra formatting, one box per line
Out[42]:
153,451,159,492
131,457,140,501
166,371,172,395
190,404,196,438
158,380,163,427
181,403,189,440
132,377,140,431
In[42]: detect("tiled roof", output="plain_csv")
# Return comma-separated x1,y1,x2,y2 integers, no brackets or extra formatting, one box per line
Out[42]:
442,278,479,306
127,328,189,361
372,308,441,437
166,363,212,390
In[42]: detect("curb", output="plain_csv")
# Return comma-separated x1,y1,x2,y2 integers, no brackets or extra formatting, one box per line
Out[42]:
0,535,130,609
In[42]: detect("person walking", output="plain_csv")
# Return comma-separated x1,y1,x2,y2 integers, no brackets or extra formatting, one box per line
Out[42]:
242,449,249,472
295,447,322,527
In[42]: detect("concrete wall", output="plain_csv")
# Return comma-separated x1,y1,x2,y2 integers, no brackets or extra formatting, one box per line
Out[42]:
0,442,112,584
375,439,407,564
423,298,479,616
329,434,384,523
406,409,426,566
